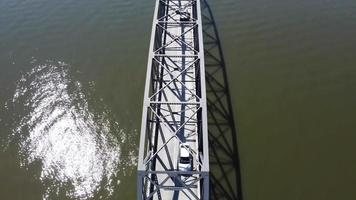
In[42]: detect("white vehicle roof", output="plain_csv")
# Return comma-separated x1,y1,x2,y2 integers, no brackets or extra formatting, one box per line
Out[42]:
180,143,190,158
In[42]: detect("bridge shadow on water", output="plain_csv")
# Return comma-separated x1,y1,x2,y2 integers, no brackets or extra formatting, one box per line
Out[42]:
202,1,243,200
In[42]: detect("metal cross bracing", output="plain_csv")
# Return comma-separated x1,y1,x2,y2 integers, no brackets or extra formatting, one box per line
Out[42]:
137,0,209,200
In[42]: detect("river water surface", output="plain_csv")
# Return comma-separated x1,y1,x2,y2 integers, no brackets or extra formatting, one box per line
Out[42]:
1,0,356,199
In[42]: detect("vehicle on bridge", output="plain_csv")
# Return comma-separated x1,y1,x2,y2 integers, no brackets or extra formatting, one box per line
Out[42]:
178,143,193,175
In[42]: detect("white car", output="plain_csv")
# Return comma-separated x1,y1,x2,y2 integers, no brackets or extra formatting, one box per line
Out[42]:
178,143,193,174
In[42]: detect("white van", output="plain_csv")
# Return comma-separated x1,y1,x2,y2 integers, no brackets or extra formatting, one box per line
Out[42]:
178,143,193,174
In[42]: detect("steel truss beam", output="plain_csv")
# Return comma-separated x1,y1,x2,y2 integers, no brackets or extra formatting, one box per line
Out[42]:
138,0,209,199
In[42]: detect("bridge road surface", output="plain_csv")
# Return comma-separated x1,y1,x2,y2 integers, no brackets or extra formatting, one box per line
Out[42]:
137,0,209,199
153,1,200,199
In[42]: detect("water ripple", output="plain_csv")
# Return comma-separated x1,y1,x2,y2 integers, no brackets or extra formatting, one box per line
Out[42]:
9,60,135,199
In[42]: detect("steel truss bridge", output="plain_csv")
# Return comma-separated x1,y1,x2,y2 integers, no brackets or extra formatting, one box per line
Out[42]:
137,0,209,199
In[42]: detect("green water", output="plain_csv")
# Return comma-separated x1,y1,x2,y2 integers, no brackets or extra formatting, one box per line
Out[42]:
0,0,356,199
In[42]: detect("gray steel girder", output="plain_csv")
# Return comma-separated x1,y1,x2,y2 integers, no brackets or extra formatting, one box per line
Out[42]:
137,0,209,200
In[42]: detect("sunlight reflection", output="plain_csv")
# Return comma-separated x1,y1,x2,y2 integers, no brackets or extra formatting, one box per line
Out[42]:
10,61,135,199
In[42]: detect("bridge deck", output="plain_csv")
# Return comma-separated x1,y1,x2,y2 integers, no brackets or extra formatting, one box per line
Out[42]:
137,1,209,199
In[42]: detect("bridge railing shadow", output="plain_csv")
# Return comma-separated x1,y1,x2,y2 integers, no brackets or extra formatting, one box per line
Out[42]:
201,1,243,200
